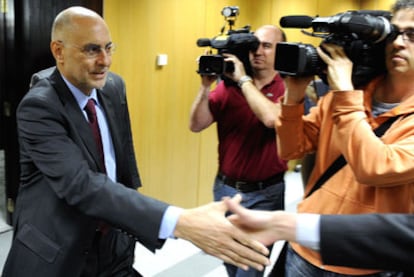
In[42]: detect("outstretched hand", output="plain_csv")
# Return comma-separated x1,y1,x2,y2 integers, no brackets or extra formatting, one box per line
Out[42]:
225,194,297,245
224,194,280,246
173,195,270,271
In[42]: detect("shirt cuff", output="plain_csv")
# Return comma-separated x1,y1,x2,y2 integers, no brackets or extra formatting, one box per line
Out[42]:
296,213,321,251
158,206,183,239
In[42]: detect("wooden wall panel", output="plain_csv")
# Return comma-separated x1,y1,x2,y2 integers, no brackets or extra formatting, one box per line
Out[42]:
105,0,218,207
360,0,395,10
104,0,395,208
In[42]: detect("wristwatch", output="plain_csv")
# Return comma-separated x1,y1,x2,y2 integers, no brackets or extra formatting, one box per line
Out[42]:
238,75,253,88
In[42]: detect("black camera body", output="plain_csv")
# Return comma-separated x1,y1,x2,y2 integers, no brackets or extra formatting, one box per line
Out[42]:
275,10,397,87
196,6,259,82
197,30,259,76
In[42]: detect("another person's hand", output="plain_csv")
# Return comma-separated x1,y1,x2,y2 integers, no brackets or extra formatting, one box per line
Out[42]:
225,194,297,245
173,195,270,271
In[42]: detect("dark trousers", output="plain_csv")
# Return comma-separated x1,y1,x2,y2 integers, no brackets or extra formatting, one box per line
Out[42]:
81,228,142,277
214,177,285,277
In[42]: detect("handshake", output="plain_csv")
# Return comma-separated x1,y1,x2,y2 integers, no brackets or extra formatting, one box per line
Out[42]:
173,194,294,272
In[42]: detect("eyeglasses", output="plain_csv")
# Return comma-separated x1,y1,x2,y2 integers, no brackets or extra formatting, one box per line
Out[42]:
389,28,414,43
58,40,116,58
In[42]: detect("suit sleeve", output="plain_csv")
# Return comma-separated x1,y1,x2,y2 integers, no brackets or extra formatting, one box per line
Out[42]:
320,214,414,273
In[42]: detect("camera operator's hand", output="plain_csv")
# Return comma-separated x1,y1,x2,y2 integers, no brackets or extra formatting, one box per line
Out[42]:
317,43,354,91
283,76,314,105
200,74,218,89
222,53,247,83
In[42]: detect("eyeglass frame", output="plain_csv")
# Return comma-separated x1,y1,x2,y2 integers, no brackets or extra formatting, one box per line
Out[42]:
388,28,414,43
56,40,116,58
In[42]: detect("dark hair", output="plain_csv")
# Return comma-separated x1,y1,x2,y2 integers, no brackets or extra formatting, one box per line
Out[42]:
392,0,414,13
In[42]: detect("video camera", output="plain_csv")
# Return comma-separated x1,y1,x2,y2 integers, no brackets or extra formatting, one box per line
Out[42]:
275,10,398,87
196,6,259,81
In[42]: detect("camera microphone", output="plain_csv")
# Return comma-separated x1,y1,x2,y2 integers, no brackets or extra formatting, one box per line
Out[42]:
280,15,314,28
196,38,212,47
312,13,395,43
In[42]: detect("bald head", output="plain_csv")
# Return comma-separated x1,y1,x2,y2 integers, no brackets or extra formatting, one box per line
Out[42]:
49,6,113,95
249,25,286,75
51,6,105,42
254,25,286,43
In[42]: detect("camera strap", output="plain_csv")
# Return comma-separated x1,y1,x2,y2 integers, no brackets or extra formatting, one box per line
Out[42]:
306,113,413,198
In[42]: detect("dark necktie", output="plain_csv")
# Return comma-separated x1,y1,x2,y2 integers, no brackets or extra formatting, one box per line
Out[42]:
84,99,106,172
84,99,110,234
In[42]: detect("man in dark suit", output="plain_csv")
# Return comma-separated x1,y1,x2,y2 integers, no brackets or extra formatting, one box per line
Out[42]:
225,195,414,273
2,6,270,277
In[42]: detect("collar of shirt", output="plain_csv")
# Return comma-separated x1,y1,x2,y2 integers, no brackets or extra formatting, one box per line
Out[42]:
60,75,99,110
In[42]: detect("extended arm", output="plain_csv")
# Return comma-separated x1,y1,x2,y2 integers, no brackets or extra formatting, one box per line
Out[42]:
174,196,270,271
189,75,216,132
225,196,414,272
320,214,414,272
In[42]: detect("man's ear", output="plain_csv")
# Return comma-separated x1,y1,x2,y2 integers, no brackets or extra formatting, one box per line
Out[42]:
50,41,64,63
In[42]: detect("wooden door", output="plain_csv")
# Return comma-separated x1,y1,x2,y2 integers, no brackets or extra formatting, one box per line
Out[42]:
1,0,102,224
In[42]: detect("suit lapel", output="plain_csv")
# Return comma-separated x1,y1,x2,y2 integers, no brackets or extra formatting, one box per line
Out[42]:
49,70,105,172
98,85,121,169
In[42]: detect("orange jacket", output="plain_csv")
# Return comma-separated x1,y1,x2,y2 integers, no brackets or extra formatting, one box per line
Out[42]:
276,76,414,274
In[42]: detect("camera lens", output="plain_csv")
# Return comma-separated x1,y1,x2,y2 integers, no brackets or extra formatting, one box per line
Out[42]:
275,42,324,76
197,55,225,75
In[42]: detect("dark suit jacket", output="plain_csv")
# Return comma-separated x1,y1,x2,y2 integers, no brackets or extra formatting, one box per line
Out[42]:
320,214,414,273
3,68,169,277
